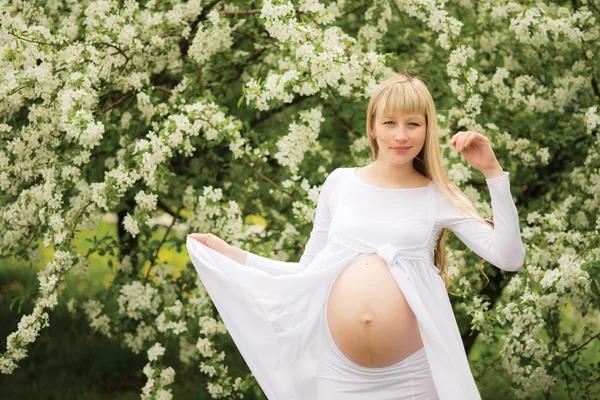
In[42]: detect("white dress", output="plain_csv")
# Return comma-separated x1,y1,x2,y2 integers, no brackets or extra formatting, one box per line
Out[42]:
186,167,526,400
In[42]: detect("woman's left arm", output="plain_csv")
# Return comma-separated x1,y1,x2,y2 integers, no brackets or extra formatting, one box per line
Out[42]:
440,171,527,271
443,130,527,271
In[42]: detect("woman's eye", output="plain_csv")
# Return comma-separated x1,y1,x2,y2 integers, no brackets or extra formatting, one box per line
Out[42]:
384,122,419,126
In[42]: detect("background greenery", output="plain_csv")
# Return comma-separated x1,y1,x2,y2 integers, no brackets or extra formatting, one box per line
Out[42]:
1,0,599,398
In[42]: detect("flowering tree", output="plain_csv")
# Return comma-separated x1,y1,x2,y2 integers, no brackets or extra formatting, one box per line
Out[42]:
1,0,599,399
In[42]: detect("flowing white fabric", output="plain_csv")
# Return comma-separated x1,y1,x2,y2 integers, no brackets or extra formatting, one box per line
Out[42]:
186,167,526,399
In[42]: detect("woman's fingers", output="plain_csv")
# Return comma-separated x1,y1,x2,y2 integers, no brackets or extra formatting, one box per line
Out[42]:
456,133,465,151
188,233,230,253
451,131,464,150
451,132,459,146
187,233,211,244
452,131,479,152
459,132,474,152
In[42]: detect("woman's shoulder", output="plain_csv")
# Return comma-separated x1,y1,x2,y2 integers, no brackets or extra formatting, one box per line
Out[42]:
320,167,348,193
326,167,353,181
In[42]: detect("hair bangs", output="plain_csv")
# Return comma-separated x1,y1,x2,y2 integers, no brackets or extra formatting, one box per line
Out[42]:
373,81,428,121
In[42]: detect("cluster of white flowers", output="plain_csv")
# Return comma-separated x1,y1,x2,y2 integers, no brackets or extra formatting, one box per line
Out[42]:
244,0,387,111
509,5,596,49
137,93,157,127
490,289,555,397
461,295,491,332
357,0,393,53
584,105,600,134
185,184,246,250
447,46,475,80
117,281,163,320
505,275,523,294
199,350,238,398
492,131,549,168
141,342,175,400
0,250,75,373
198,315,228,337
135,190,158,212
501,344,556,398
148,342,166,362
274,107,325,174
66,297,77,313
123,212,141,238
189,10,245,65
156,300,188,335
446,161,473,184
181,100,247,159
124,320,158,355
398,0,464,51
82,299,112,338
196,336,216,358
541,254,592,313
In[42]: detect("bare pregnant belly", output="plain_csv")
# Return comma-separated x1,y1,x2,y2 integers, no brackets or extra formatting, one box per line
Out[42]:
326,254,424,368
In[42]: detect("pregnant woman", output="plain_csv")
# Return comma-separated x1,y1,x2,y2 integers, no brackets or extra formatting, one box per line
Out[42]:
186,71,527,400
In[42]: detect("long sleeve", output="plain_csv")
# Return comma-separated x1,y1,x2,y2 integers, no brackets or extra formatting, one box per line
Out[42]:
244,168,341,276
438,171,526,272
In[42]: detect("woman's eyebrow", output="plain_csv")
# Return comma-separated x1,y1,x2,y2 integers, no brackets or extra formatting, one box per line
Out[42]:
383,115,425,120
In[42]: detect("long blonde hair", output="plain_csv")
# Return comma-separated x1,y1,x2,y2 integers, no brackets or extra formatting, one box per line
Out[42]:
365,68,494,292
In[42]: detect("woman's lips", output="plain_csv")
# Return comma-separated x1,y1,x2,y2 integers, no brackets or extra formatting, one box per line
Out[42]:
391,146,411,152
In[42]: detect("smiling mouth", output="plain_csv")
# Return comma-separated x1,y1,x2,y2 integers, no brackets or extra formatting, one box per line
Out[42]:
391,146,411,150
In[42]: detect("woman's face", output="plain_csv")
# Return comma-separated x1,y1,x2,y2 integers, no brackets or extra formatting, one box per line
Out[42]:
372,113,427,163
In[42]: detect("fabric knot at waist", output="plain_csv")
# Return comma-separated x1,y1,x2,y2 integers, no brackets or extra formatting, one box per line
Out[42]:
330,231,439,274
377,243,440,274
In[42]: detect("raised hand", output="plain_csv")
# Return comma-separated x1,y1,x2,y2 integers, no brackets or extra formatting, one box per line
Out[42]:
450,130,504,177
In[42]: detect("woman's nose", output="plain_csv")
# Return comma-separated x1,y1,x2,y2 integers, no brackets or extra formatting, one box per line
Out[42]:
393,128,409,141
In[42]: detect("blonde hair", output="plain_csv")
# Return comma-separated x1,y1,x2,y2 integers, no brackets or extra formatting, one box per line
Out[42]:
365,68,494,293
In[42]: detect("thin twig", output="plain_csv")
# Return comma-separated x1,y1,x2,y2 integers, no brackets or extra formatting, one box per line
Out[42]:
7,30,61,47
99,92,134,114
474,354,502,382
219,9,262,15
27,0,39,27
240,157,297,201
152,86,173,94
550,331,600,369
143,207,182,283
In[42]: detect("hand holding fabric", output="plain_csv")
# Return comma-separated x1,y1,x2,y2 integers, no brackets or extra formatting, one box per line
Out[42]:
187,233,247,264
